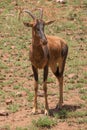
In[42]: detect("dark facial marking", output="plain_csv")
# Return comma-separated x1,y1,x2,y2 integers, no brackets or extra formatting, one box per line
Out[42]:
35,20,44,36
35,20,47,44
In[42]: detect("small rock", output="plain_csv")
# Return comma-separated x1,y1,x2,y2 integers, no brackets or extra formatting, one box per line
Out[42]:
11,46,15,49
16,91,27,97
16,92,22,97
68,73,78,79
56,0,66,3
21,91,27,96
0,110,9,116
5,99,13,105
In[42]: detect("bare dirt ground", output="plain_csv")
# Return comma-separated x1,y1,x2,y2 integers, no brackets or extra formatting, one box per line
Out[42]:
0,0,87,130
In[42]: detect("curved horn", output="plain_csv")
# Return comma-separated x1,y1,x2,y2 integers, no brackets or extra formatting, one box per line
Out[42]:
23,10,35,20
38,8,43,19
34,8,43,19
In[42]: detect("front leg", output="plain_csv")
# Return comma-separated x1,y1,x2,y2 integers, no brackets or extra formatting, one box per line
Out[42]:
43,65,49,115
32,65,38,114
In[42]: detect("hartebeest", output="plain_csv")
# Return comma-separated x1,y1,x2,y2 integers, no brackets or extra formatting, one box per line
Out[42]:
23,9,68,115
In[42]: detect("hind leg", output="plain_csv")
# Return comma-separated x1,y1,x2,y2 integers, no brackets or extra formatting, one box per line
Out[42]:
50,59,65,109
57,74,63,109
51,44,68,109
53,66,63,108
57,45,68,108
57,59,64,108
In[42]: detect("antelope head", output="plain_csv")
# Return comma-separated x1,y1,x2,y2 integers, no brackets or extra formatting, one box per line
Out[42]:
23,8,55,45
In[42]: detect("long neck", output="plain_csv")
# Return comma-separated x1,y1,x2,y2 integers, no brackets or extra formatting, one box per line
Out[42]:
31,29,49,59
32,29,44,58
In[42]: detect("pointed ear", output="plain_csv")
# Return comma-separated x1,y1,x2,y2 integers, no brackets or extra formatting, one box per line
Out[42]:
45,20,55,25
23,22,33,27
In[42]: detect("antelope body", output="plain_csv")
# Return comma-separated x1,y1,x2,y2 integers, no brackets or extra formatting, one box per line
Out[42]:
23,9,68,115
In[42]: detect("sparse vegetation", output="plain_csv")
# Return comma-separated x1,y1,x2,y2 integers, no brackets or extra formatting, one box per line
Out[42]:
32,116,57,128
0,125,10,130
54,109,68,119
0,0,87,130
27,92,34,102
7,103,20,113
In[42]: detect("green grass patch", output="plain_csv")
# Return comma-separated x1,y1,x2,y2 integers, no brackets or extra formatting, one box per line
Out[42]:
0,61,8,69
75,83,83,89
54,109,87,119
81,95,87,101
27,92,34,102
0,90,5,101
79,88,87,94
54,109,68,119
68,111,87,118
77,78,87,84
0,125,10,130
32,116,57,128
7,103,20,113
0,80,14,87
77,117,87,124
0,90,5,96
47,77,55,83
13,85,21,90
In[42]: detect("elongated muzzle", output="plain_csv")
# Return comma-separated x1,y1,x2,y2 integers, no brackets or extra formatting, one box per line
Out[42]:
41,38,47,45
40,31,48,45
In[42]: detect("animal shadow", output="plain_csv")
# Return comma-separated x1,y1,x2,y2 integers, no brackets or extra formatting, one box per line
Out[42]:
49,104,81,118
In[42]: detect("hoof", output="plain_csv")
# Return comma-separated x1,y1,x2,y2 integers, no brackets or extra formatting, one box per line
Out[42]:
56,103,62,110
44,109,49,115
31,108,38,115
